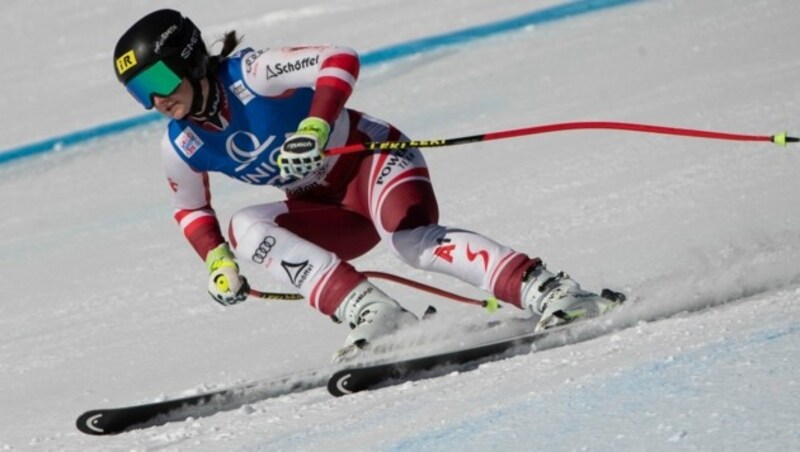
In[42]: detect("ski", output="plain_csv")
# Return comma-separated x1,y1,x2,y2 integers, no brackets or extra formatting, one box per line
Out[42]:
79,291,627,432
76,369,328,435
77,388,237,435
328,304,626,397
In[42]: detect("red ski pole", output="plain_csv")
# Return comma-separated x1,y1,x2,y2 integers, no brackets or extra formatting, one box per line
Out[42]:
249,272,500,311
325,121,798,156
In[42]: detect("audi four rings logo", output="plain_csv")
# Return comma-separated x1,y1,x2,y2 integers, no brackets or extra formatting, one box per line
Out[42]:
252,236,277,264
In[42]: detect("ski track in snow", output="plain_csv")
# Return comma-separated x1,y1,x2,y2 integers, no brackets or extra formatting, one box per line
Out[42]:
2,0,800,451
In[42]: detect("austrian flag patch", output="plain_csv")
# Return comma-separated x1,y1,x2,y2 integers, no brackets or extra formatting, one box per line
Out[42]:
175,127,204,158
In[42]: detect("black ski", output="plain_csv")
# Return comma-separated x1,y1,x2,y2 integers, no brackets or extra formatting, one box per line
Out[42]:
79,291,627,432
77,388,235,435
327,300,631,398
76,369,327,435
328,288,627,397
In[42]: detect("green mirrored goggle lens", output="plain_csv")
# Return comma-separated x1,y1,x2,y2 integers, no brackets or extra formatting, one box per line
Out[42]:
125,61,182,109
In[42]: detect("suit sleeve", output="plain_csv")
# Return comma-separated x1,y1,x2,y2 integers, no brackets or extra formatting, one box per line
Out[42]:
241,46,360,125
160,132,225,261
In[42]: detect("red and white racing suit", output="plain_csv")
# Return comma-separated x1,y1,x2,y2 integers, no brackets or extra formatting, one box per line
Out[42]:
160,45,538,316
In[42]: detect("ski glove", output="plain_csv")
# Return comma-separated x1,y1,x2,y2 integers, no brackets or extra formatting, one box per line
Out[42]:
205,243,250,306
278,117,331,179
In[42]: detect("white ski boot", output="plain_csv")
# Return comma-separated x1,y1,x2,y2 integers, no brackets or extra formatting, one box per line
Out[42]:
521,263,625,332
331,280,418,362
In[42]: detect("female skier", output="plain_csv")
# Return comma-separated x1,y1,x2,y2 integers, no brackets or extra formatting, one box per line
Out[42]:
113,9,621,357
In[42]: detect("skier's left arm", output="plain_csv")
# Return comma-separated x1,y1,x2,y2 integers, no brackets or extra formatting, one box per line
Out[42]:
242,46,360,178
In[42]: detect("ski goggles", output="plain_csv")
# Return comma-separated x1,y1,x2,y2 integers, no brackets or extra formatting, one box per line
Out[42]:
125,61,183,109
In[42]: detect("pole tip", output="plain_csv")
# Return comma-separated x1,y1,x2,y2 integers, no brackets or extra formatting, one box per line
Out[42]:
483,297,501,313
772,132,799,146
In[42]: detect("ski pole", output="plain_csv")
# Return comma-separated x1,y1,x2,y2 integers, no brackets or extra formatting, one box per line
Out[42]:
325,121,798,156
363,271,500,312
248,271,500,312
247,289,303,301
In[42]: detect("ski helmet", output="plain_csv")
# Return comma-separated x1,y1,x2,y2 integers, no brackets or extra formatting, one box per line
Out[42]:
113,9,208,109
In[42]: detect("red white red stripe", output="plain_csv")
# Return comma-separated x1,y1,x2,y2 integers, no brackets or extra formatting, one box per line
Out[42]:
318,50,359,95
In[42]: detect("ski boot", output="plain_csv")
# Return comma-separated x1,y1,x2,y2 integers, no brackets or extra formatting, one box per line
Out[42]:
331,280,418,362
521,263,625,332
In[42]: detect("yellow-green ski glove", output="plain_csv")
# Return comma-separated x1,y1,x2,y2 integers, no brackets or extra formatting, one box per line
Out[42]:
205,243,249,306
278,117,331,179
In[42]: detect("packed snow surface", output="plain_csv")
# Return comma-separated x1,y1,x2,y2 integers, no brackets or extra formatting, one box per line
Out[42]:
1,0,799,450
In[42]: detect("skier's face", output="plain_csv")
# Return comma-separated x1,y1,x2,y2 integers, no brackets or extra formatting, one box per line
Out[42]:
152,78,193,119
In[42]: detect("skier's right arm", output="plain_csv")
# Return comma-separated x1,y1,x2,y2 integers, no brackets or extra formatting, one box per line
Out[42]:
160,134,248,306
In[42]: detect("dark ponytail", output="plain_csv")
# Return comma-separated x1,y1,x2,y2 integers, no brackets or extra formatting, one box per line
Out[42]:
218,31,242,58
208,31,243,72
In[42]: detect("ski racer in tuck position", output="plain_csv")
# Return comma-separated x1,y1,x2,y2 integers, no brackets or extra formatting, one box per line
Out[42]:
112,9,623,359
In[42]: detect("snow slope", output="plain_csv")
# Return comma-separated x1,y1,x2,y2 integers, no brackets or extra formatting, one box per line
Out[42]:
1,0,799,450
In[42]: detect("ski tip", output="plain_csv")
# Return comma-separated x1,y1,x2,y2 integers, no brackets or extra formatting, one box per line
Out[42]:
328,371,355,397
76,410,113,436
